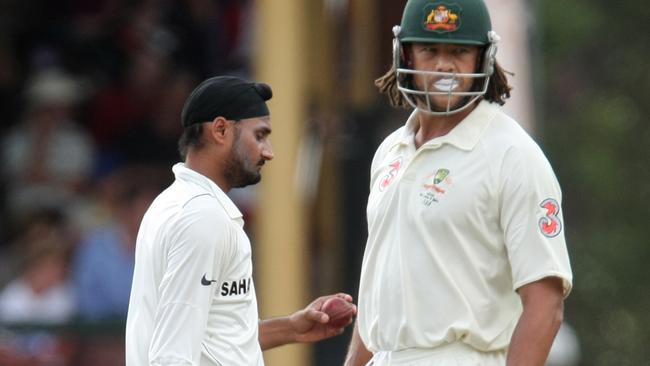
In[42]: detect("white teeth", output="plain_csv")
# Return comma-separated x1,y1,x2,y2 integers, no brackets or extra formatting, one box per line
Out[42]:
433,78,459,92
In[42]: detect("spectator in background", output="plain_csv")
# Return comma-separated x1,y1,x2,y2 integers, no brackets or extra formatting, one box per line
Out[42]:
0,209,76,323
72,164,168,321
164,0,251,77
1,68,95,223
120,70,196,166
86,44,171,174
0,208,76,365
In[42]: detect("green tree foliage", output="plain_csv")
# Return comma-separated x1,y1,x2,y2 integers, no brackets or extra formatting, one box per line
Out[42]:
538,0,650,364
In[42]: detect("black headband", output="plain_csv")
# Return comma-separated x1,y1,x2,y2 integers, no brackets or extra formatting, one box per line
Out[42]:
181,76,273,128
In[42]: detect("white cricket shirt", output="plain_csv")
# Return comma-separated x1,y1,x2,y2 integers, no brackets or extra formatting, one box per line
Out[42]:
125,163,263,366
358,101,573,353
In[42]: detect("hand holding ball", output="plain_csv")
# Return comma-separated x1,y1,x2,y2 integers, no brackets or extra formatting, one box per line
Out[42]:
321,297,356,328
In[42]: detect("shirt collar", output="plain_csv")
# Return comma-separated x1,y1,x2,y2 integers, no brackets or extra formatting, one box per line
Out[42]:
391,100,497,151
172,163,243,219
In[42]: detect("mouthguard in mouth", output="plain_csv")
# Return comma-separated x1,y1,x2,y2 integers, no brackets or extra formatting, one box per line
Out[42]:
433,78,459,92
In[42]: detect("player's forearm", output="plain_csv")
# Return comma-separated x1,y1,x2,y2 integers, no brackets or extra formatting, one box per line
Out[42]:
258,317,296,350
507,278,564,366
344,322,373,366
507,310,562,366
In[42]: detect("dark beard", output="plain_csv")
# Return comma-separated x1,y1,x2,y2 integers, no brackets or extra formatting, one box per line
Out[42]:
224,142,262,188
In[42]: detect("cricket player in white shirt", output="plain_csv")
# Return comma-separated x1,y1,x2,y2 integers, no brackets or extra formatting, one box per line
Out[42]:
344,1,572,365
125,76,355,366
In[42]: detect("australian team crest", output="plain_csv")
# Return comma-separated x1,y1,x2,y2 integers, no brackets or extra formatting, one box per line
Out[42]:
423,3,462,32
420,168,452,206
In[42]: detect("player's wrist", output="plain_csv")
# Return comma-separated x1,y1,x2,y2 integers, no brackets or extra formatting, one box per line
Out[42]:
259,316,298,349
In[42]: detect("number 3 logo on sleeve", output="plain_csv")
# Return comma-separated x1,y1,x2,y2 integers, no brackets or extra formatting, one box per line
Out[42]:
539,198,562,237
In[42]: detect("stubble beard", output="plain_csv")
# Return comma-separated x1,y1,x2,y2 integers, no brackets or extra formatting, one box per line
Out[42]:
414,93,470,113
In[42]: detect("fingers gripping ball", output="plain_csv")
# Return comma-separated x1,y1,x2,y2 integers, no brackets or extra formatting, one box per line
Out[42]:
321,297,355,328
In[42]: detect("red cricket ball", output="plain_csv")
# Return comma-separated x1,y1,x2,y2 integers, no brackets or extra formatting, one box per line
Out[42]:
321,297,355,328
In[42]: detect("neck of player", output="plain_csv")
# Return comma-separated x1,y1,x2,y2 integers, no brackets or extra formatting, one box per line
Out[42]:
413,103,475,149
185,151,232,193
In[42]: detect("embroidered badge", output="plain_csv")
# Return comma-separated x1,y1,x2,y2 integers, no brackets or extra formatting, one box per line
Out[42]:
379,157,403,191
420,168,452,205
539,198,562,237
423,4,461,32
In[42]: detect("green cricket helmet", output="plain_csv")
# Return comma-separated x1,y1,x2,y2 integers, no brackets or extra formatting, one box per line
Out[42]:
392,0,500,115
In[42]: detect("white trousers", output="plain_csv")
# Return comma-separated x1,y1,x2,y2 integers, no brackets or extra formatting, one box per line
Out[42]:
367,343,506,366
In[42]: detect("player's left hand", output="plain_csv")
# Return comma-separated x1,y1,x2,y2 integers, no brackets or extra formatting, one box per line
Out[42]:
289,293,356,343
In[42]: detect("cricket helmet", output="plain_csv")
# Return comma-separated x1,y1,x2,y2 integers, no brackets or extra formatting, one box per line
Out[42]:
393,0,500,115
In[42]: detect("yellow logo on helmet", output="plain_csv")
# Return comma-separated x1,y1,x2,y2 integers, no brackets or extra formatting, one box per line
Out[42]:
424,5,459,31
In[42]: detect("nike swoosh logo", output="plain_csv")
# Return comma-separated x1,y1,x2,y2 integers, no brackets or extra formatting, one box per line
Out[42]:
201,274,217,286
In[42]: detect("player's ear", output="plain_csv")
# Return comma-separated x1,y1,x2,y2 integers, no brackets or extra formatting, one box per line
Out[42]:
208,116,232,144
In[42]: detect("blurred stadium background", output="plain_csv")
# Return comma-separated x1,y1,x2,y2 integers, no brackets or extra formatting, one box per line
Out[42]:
0,0,647,365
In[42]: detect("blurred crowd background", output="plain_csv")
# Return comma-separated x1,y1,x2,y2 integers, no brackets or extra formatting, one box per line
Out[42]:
0,0,647,365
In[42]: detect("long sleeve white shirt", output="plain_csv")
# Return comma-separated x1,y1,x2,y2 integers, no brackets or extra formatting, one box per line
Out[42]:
125,163,263,366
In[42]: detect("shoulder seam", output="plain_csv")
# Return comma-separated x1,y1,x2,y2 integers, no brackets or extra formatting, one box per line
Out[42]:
181,193,213,209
